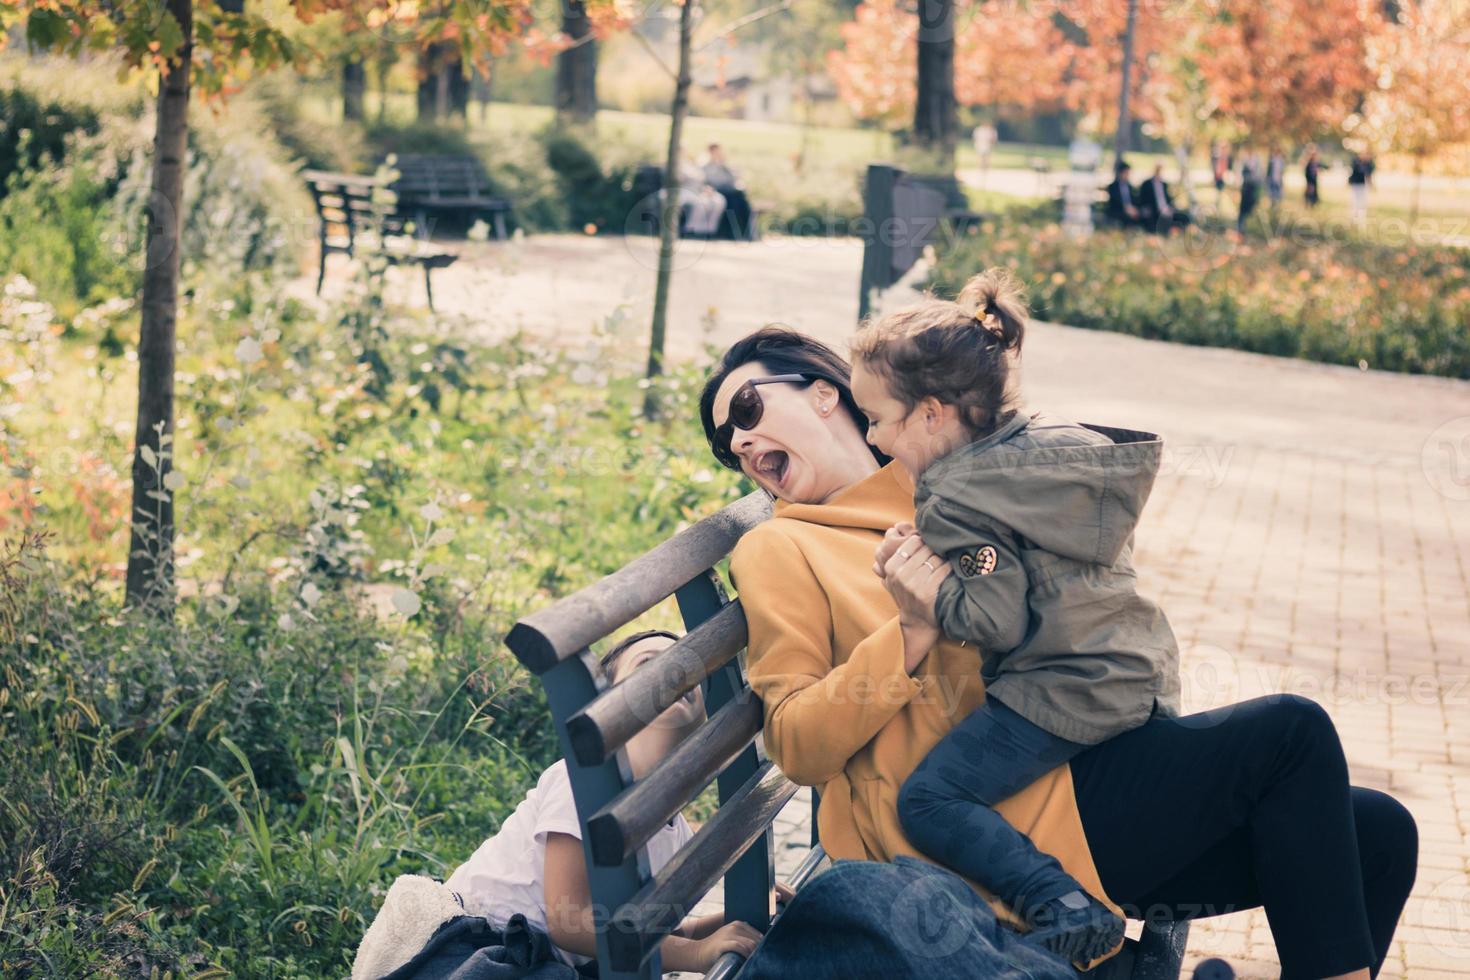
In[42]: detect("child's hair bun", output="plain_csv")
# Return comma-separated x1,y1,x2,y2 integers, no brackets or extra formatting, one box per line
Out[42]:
956,268,1027,355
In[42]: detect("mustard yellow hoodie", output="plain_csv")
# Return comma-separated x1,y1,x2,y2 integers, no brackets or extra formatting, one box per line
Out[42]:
729,459,1123,951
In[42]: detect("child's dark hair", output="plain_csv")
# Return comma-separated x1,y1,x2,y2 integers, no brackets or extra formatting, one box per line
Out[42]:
598,628,680,680
850,268,1027,440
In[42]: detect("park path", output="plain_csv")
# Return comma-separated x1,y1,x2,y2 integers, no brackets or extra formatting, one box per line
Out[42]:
325,235,1470,976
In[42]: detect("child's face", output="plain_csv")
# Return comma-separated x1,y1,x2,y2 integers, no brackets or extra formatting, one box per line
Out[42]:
613,635,706,731
850,360,962,480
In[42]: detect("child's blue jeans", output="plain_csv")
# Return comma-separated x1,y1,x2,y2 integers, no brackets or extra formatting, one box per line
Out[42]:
897,694,1090,918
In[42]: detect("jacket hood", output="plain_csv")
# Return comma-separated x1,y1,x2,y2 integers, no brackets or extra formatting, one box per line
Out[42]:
772,460,915,533
916,413,1163,566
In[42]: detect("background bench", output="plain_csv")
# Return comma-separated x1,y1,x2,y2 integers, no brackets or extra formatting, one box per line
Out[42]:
856,162,984,321
389,153,510,242
505,490,1191,979
302,169,458,311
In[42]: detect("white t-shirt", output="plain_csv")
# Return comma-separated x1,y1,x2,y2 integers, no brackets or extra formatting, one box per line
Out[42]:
445,759,694,967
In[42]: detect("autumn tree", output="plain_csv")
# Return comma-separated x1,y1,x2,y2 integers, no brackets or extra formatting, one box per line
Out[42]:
1142,4,1218,194
1196,0,1383,145
1058,0,1173,145
827,0,916,127
1348,0,1470,221
1,0,553,610
954,0,1072,117
828,0,1072,130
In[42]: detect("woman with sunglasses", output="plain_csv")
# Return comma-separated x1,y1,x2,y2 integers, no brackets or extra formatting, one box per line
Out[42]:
698,327,1416,978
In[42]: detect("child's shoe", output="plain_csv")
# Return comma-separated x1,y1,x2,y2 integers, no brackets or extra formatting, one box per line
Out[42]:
1021,889,1126,963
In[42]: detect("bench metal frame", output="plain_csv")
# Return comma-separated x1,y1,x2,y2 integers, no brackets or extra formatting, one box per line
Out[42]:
302,169,458,312
505,491,1190,979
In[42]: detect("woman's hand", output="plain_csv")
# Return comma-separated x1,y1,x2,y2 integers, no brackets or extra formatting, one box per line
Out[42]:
872,522,917,576
878,532,951,673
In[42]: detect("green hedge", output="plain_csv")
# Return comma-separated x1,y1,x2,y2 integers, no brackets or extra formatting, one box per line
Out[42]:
929,213,1470,378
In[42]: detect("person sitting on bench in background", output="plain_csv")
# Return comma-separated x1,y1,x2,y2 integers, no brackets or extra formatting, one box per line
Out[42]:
702,143,755,241
1104,160,1144,229
1138,164,1191,235
668,157,727,239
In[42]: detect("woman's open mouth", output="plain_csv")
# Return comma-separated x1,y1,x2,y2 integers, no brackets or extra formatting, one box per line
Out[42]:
755,450,790,489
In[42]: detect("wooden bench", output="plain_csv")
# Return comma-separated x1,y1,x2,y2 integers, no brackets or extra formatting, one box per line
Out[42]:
302,169,459,312
505,490,1190,979
388,154,510,242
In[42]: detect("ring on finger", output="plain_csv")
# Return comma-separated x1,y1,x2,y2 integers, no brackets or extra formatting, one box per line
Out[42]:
922,559,936,571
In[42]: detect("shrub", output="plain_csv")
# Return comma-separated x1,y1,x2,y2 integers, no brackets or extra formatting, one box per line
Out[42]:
0,55,312,312
929,214,1470,378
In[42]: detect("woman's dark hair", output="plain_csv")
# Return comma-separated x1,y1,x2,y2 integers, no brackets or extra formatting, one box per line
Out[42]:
850,268,1026,440
599,628,681,680
699,326,891,472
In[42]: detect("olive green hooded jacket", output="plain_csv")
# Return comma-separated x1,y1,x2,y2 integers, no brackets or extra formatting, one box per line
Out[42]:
915,411,1181,744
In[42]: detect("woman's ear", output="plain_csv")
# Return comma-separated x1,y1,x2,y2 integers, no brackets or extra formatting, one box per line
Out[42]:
812,380,839,417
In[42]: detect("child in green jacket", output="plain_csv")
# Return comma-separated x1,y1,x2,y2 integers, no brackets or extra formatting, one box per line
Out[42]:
849,269,1181,964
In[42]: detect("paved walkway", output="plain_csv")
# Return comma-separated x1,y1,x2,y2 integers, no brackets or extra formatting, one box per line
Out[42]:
323,236,1470,975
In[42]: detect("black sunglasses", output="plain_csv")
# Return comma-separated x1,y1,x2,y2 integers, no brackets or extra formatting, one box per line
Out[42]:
713,373,815,468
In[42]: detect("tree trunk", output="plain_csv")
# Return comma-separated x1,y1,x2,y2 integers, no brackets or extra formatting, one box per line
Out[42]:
415,43,467,122
376,52,392,122
555,0,598,125
417,42,464,121
125,0,191,611
343,57,366,122
1114,0,1139,166
473,63,494,125
1411,153,1423,225
449,54,469,119
417,47,434,120
642,0,695,421
913,0,957,171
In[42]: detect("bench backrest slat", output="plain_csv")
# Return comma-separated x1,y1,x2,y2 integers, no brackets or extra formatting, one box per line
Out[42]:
506,493,771,675
606,761,798,972
585,692,763,867
565,600,748,767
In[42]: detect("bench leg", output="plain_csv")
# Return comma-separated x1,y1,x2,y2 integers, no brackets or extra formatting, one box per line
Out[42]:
423,266,435,313
493,212,507,241
316,247,327,296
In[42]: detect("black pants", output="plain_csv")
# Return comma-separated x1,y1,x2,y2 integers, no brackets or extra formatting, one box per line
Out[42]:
1070,695,1418,979
715,187,754,240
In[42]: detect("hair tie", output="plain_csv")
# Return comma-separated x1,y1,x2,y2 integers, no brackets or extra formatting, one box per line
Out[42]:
973,306,1001,333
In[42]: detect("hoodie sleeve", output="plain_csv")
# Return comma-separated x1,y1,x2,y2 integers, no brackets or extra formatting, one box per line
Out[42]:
730,525,924,787
919,497,1029,655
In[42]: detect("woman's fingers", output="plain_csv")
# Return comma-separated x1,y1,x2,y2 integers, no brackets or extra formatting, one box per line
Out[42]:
882,536,928,580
